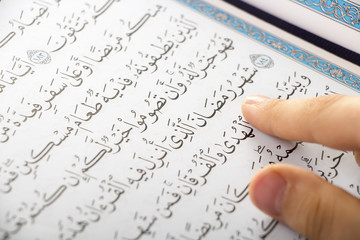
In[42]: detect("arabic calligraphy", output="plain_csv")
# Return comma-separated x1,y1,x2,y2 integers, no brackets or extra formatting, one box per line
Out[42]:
0,0,359,240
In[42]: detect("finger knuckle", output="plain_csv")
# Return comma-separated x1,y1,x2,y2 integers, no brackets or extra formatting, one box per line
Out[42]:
269,100,286,136
300,192,335,240
304,95,344,141
304,95,342,118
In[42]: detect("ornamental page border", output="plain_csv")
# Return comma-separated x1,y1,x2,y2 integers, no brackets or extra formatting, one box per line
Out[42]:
177,0,360,92
292,0,360,32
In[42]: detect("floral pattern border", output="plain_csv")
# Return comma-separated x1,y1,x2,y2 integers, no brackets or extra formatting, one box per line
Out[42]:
177,0,360,92
293,0,360,31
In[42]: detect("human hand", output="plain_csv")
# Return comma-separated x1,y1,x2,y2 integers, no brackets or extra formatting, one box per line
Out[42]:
241,94,360,240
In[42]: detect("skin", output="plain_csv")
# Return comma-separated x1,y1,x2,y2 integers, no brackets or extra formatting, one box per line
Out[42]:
241,94,360,240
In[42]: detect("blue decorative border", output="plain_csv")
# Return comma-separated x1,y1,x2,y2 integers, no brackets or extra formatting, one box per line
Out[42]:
177,0,360,92
292,0,360,32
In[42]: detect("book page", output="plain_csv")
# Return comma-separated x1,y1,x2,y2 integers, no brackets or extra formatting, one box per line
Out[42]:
0,0,360,239
240,0,360,54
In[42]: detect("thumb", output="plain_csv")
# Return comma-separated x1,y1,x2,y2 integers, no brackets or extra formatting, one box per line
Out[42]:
249,164,360,240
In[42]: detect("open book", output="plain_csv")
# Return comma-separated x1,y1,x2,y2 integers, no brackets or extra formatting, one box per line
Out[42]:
0,0,359,239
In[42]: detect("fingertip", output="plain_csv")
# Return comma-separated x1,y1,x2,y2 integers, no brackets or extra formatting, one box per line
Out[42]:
241,95,271,123
244,94,360,151
249,165,287,217
250,164,360,240
243,95,271,106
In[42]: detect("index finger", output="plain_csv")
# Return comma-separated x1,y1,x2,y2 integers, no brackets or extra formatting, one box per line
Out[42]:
241,94,360,151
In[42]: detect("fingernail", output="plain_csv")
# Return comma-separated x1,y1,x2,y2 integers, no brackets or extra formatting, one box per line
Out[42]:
244,95,271,105
251,171,287,216
353,151,360,168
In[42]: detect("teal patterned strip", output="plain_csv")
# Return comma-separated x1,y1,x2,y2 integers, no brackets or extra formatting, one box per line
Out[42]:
177,0,360,91
293,0,360,31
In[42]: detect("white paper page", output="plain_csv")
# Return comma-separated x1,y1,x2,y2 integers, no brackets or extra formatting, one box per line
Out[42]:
240,0,360,55
0,0,360,239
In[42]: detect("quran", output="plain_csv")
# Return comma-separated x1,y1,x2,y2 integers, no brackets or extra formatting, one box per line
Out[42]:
0,0,359,239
